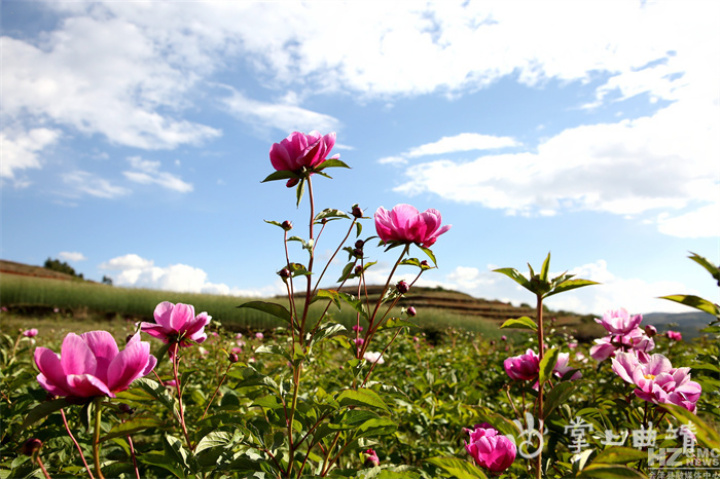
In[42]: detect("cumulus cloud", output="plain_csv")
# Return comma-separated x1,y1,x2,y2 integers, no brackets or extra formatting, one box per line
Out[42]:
0,128,60,182
123,156,193,193
222,87,340,135
99,253,283,297
407,133,520,157
58,252,87,262
62,171,130,199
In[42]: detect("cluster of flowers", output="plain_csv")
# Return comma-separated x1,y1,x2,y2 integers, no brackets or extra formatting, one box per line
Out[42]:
504,349,581,386
34,302,209,399
590,308,701,413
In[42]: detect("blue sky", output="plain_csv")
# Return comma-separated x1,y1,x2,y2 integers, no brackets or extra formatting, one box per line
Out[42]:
2,1,718,315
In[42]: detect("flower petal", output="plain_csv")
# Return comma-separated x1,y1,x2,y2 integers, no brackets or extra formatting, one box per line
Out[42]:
67,374,112,398
107,340,153,393
60,333,97,376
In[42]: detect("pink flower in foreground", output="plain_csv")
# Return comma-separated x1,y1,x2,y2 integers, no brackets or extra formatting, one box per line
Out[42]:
465,423,516,473
34,331,156,399
612,351,701,412
596,308,643,334
666,330,682,341
140,302,210,358
374,204,451,248
504,348,540,381
269,131,338,186
23,329,39,338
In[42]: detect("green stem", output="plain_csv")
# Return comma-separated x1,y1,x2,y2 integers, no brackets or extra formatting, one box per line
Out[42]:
92,397,106,479
535,294,544,479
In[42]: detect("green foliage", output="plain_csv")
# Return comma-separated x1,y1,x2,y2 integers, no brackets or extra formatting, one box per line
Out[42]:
43,258,83,279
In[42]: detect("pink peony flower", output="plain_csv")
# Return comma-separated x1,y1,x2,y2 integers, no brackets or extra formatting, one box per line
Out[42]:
554,352,582,380
596,308,644,334
590,324,655,362
407,306,417,317
140,302,210,358
374,204,451,248
612,352,701,412
269,131,338,186
666,330,682,341
354,337,365,346
34,331,156,399
23,329,39,338
352,325,364,332
465,423,516,473
504,348,540,381
255,332,264,340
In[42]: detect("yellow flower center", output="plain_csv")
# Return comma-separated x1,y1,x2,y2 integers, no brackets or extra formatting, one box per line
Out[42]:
644,373,656,380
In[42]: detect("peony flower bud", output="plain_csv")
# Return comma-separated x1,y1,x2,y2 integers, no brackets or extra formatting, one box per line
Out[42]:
228,353,239,363
407,306,417,317
465,424,516,472
396,280,409,295
22,438,43,456
352,204,363,218
281,220,293,231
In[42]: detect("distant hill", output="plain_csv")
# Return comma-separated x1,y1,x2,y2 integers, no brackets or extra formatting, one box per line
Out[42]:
0,259,82,281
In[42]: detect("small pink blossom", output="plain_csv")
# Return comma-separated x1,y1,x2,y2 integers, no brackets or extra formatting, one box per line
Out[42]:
255,332,264,340
465,423,516,473
407,306,417,317
666,330,682,341
35,331,156,399
363,449,380,467
231,347,243,354
374,204,451,248
554,353,582,380
354,337,365,346
140,302,210,358
352,325,364,332
363,351,385,364
235,333,243,340
504,349,539,381
23,329,39,338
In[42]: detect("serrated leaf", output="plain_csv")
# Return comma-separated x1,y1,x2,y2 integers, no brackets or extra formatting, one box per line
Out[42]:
538,347,560,386
500,316,538,332
425,457,488,479
336,389,388,411
237,301,292,326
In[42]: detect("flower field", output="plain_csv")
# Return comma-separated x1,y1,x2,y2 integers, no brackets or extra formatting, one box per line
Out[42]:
1,130,718,478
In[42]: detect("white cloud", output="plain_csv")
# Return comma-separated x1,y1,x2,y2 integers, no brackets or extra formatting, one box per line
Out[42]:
406,133,520,157
62,171,130,199
377,156,408,166
656,203,720,239
99,253,283,297
58,252,87,262
222,87,340,134
123,156,193,193
393,95,720,237
0,127,60,181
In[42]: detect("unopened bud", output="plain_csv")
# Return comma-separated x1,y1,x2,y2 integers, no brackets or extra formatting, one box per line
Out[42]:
281,220,293,231
355,239,364,249
229,353,239,363
286,178,299,188
420,260,429,267
396,280,409,295
353,248,363,257
279,268,291,279
645,324,657,337
354,265,363,275
119,403,134,414
407,306,417,317
22,438,42,456
351,204,363,218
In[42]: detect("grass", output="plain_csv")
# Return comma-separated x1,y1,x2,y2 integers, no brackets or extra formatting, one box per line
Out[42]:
0,274,509,338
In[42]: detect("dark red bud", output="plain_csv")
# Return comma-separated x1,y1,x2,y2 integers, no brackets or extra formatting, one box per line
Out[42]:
351,205,363,218
396,280,409,295
354,265,363,275
420,260,429,267
22,438,42,456
279,268,291,279
282,220,293,231
229,353,239,363
355,239,364,249
407,306,417,317
286,178,299,188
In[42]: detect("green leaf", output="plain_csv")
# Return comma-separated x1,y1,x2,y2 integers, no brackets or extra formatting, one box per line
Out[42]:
591,447,647,465
417,246,436,266
131,378,175,411
315,208,350,222
540,252,551,282
19,397,74,433
100,416,162,442
688,251,720,282
164,435,190,469
334,291,368,319
379,318,417,330
237,301,292,326
315,159,351,171
355,417,397,438
500,316,538,332
425,457,488,479
194,431,234,454
660,294,720,318
544,278,599,298
316,289,342,310
493,267,531,291
543,381,577,419
296,177,305,207
261,170,299,183
336,389,388,411
310,322,347,345
140,451,187,478
578,464,647,478
662,404,720,449
538,347,560,386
